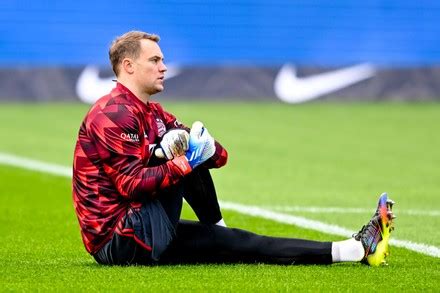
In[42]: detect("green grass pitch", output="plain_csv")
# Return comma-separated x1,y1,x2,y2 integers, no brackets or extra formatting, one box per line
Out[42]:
0,102,439,291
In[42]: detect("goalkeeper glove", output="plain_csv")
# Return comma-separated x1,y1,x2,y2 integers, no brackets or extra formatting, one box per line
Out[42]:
155,129,189,160
185,121,215,169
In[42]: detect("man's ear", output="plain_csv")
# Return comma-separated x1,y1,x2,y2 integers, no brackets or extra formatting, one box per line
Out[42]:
121,58,135,74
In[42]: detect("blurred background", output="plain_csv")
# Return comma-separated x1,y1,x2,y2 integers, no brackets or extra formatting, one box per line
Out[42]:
1,0,440,103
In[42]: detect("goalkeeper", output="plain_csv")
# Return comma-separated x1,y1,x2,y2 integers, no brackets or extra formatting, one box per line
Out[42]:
72,31,395,266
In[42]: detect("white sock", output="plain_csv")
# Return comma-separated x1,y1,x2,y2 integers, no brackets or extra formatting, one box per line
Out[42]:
215,218,227,227
331,238,365,262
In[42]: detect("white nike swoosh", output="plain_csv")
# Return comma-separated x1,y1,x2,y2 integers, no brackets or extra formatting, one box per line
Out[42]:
273,63,376,103
76,65,181,104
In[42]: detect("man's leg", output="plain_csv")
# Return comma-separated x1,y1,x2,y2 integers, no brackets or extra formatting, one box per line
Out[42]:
159,168,331,265
182,168,225,226
157,183,184,229
159,220,332,265
159,193,395,266
148,152,223,225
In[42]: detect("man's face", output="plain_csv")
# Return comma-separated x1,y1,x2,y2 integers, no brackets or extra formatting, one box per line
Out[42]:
132,39,167,95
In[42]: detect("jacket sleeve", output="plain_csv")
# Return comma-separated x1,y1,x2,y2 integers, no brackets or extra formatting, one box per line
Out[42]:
160,105,228,169
87,104,191,200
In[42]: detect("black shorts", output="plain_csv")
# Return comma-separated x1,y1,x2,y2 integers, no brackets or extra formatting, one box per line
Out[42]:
93,198,178,265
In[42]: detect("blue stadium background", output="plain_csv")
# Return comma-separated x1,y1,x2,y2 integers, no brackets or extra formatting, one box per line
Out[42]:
1,0,439,67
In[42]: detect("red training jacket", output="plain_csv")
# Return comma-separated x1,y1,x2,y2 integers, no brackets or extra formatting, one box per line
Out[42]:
72,83,228,254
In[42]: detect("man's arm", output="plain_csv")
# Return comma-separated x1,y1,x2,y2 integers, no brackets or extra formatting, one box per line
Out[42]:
87,104,191,200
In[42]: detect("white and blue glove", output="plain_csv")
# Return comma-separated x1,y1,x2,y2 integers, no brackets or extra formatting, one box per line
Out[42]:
185,121,216,169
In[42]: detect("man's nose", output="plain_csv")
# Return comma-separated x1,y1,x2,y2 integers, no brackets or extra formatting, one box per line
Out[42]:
160,62,167,72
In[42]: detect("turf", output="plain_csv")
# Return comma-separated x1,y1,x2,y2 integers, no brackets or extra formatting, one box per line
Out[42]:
0,102,439,291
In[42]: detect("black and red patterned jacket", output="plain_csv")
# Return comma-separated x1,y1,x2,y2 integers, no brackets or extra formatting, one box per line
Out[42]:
72,82,228,254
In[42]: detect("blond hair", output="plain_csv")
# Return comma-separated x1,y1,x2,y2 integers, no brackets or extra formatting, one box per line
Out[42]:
109,31,160,76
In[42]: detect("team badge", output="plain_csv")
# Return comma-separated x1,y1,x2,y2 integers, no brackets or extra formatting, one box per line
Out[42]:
156,118,166,137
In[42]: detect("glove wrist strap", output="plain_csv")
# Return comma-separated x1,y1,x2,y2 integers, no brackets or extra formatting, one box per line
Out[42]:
171,156,192,175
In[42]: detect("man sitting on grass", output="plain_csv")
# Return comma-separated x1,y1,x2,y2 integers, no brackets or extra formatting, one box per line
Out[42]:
72,30,395,266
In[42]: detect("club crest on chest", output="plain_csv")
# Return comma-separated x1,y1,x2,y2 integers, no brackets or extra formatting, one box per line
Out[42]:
156,118,166,137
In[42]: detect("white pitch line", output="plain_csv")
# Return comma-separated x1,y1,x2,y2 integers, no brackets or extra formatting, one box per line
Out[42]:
269,206,440,217
0,152,72,177
1,151,439,258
